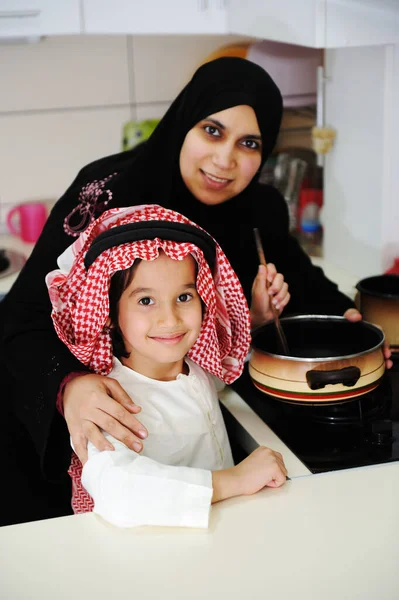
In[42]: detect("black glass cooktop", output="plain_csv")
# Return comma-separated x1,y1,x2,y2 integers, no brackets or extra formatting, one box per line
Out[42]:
231,358,399,474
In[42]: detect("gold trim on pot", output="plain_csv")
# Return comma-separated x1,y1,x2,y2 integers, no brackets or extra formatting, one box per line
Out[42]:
249,315,385,404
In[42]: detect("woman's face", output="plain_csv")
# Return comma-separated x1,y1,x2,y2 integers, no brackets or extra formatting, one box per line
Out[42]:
179,105,262,206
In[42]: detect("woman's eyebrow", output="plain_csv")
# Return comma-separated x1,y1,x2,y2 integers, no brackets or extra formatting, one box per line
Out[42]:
206,118,225,130
205,118,261,140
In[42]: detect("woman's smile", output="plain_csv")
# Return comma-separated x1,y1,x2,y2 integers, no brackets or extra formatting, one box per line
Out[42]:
200,169,233,190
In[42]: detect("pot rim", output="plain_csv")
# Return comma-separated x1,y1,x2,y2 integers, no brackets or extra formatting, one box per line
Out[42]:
251,314,385,363
356,274,399,300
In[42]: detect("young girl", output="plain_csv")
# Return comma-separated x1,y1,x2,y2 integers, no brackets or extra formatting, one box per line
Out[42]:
46,204,287,528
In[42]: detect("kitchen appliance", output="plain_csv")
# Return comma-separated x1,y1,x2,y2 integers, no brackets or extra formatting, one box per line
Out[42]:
232,356,399,474
356,274,399,354
249,316,385,402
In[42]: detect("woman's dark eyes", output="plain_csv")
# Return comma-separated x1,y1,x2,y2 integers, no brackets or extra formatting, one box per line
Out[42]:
242,139,261,150
203,125,260,150
204,125,221,137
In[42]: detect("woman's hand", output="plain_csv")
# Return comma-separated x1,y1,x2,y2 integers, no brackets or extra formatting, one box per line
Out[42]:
63,374,148,464
212,446,288,503
344,308,392,369
250,263,290,329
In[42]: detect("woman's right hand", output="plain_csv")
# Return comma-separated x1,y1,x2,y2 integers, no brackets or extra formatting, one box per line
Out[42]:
63,373,148,464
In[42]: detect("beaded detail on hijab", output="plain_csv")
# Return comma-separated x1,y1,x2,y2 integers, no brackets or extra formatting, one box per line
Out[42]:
63,172,117,237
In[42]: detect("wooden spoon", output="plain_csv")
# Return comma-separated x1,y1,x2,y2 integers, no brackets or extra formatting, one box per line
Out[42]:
253,228,290,356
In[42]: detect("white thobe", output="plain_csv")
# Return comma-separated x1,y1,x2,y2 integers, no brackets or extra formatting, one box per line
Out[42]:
77,358,234,528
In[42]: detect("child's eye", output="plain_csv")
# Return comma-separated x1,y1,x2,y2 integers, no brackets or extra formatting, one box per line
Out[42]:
241,139,261,150
177,293,192,303
138,297,154,306
204,125,221,137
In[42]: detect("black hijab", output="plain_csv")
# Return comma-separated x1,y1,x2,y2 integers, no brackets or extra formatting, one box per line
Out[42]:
66,57,284,299
82,57,282,206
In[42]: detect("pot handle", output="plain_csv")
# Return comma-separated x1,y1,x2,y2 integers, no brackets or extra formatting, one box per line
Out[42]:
306,366,361,390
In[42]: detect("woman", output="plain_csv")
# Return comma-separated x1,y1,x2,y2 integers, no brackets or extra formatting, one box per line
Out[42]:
0,57,388,525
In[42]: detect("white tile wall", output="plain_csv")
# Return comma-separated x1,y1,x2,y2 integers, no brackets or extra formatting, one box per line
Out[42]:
0,107,131,223
0,36,131,112
0,33,252,224
131,34,247,104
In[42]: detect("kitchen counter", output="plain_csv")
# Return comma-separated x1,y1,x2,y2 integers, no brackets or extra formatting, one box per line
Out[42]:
0,375,398,599
0,456,397,600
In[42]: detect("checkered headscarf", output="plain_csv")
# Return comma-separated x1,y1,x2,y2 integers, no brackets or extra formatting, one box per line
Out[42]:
46,205,251,384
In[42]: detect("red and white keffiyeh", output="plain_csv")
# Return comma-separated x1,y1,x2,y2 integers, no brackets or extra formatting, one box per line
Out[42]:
46,204,251,384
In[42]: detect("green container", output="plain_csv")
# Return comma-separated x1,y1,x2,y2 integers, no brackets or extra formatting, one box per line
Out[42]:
121,119,160,151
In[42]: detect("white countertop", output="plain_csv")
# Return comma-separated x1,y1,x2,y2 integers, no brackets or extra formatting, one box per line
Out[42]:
1,377,398,599
1,459,398,600
311,255,359,301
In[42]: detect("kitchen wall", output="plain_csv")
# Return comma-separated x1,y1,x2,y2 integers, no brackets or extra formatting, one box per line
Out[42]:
0,33,251,227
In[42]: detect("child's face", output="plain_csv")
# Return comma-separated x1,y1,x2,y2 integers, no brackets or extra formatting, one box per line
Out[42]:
116,251,203,380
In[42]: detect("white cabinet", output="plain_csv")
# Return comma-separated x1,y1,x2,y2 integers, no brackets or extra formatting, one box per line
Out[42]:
83,0,227,35
2,1,398,48
0,0,82,38
227,0,399,48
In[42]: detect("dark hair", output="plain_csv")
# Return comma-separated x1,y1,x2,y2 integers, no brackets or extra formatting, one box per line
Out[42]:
108,261,141,359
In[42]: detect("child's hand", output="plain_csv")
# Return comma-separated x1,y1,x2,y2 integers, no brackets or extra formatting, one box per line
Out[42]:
212,446,288,503
233,446,288,495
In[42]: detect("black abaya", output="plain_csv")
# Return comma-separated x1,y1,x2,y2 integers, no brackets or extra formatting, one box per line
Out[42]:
0,57,354,525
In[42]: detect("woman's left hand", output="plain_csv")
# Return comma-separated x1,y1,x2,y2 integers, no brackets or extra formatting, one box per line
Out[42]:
344,308,393,369
250,263,290,329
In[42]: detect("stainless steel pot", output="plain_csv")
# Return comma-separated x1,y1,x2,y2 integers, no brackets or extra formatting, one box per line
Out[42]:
249,315,385,404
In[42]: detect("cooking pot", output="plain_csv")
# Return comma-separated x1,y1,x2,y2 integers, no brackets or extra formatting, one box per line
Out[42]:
356,274,399,354
249,315,385,404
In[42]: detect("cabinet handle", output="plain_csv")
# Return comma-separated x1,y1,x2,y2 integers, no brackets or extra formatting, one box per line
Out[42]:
197,0,208,11
0,10,41,19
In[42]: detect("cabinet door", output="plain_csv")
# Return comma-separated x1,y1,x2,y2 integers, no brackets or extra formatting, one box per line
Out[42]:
0,0,82,38
227,0,399,48
325,0,399,48
226,0,324,48
83,0,227,35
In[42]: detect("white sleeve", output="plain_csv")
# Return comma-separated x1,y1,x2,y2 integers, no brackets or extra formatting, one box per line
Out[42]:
78,436,213,529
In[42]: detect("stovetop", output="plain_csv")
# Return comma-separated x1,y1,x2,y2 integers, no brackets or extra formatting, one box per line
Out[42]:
231,357,399,474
